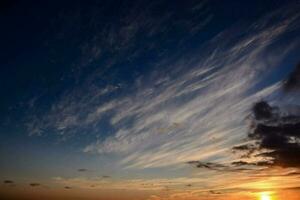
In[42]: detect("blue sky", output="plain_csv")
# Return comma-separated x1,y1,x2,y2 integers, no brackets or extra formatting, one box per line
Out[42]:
1,1,300,200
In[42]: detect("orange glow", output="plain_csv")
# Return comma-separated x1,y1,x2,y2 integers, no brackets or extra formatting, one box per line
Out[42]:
259,192,272,200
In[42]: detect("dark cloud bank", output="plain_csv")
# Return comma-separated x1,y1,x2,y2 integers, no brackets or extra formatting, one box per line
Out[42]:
188,62,300,170
283,63,300,91
235,100,300,168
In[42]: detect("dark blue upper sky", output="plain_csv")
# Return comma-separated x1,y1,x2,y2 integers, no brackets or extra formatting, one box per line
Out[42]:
1,0,297,122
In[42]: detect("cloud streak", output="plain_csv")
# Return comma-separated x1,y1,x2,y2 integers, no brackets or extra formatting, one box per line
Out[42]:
82,7,300,169
25,2,300,173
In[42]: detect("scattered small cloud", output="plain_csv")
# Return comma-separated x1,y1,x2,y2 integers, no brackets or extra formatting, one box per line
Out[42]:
209,190,222,195
186,161,251,172
3,180,15,186
187,161,227,171
3,180,14,184
29,183,41,187
231,160,272,167
77,168,89,172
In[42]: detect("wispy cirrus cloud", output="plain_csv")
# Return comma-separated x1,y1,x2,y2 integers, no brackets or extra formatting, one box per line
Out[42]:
82,7,300,169
25,2,300,173
25,0,213,137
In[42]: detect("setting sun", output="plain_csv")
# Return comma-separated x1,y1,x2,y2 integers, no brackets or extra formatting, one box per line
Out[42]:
260,192,272,200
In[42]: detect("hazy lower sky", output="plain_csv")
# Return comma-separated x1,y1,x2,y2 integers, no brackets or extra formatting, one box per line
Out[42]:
1,1,300,200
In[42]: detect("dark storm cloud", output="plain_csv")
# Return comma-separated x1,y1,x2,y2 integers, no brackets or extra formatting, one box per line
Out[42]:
233,100,300,168
251,101,300,167
283,63,300,91
187,63,300,171
102,175,110,178
252,101,276,120
29,183,41,187
231,61,300,169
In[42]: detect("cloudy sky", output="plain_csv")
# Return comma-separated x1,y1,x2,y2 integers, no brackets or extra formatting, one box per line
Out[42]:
1,1,300,200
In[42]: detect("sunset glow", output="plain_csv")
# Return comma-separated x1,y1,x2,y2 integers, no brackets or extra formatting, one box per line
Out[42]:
259,192,272,200
1,0,300,200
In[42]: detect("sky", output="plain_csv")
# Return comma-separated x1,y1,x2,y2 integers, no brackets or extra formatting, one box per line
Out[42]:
0,0,300,200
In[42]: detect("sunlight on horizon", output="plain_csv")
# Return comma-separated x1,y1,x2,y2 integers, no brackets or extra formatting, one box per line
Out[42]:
259,192,273,200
